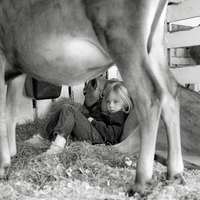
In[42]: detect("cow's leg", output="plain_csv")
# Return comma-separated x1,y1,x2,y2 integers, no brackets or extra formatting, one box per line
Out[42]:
122,63,163,194
102,2,164,193
6,74,26,156
104,25,163,193
147,0,184,182
148,56,184,183
0,56,10,178
162,89,184,180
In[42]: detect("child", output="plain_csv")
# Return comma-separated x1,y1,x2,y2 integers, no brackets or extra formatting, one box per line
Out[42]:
25,82,133,154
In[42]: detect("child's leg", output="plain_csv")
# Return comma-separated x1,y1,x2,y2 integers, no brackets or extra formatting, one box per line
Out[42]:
39,107,64,140
24,106,67,147
53,104,103,144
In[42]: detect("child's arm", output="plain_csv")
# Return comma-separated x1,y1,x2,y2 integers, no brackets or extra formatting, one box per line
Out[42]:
91,119,120,144
91,112,127,144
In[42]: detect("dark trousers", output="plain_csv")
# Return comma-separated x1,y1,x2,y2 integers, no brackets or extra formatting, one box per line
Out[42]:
39,104,104,144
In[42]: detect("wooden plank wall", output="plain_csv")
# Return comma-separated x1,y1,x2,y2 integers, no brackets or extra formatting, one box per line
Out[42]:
167,0,200,88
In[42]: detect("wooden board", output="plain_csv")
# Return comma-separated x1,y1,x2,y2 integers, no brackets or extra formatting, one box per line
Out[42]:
170,65,200,84
167,0,200,23
170,57,195,65
167,26,200,48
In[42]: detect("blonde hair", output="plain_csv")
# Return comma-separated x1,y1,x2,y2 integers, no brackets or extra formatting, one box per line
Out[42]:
104,82,133,114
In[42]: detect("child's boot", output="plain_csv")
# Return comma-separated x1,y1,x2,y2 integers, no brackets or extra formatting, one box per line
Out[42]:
46,135,66,154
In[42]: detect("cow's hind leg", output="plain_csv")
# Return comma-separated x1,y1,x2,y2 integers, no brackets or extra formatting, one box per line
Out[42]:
99,4,165,195
6,74,26,156
122,60,163,194
161,85,184,182
103,29,163,193
147,0,184,184
147,47,184,185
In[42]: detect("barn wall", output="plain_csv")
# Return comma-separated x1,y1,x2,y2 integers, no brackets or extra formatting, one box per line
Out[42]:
167,0,200,91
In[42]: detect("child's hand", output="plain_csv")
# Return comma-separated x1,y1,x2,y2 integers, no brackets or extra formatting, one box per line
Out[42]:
88,117,94,122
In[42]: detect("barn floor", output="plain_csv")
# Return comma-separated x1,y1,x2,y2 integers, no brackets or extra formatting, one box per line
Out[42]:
1,98,200,200
0,122,199,199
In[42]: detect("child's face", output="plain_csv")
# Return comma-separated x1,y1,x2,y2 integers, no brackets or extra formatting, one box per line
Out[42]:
105,93,124,114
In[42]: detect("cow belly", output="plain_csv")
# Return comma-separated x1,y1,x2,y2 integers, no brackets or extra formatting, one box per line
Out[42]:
19,36,113,86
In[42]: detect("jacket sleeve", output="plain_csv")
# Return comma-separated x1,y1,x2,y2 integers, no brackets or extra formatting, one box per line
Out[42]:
91,112,127,144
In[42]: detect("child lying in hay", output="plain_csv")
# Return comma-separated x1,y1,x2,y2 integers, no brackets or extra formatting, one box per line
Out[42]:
25,81,133,154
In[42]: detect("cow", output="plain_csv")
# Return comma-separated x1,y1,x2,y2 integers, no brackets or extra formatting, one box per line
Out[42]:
0,0,184,195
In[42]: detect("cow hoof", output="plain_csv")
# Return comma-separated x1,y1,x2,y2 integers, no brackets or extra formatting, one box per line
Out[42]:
173,173,187,185
126,184,145,197
0,165,10,180
126,188,136,197
10,148,17,157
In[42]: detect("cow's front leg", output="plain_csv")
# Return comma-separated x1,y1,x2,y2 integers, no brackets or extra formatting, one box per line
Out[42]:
0,57,10,178
6,74,26,156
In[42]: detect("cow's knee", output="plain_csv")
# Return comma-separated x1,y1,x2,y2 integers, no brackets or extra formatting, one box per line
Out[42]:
137,86,164,119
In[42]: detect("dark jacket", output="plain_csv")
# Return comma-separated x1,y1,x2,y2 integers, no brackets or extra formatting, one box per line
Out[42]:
91,111,128,145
